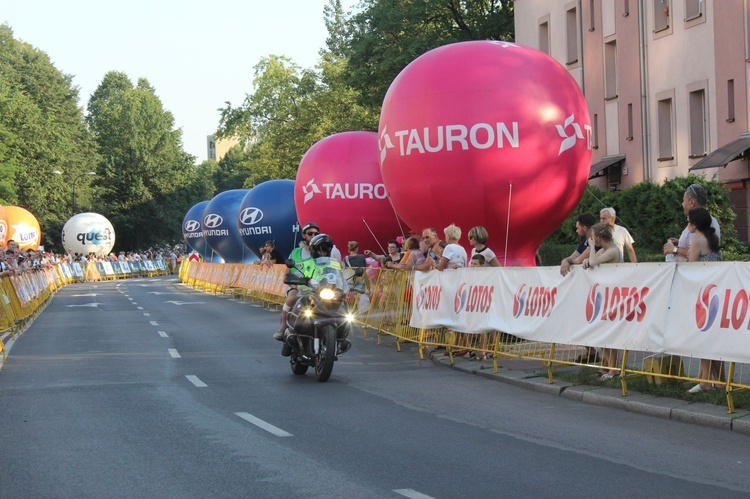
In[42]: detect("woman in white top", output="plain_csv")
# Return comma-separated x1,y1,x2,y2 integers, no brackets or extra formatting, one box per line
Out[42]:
435,224,467,270
468,226,501,267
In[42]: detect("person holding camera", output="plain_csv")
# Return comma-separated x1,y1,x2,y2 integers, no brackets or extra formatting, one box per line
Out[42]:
364,240,403,270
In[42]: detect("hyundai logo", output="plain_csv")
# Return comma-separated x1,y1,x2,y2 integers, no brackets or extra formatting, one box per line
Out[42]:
239,207,264,226
203,214,224,228
184,220,201,232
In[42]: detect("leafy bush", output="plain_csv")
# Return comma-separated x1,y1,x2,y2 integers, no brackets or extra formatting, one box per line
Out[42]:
544,175,750,260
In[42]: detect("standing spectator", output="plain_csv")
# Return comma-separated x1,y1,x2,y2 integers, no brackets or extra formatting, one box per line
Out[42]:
582,223,622,380
344,241,367,268
560,213,598,276
263,240,284,265
365,240,403,270
435,224,467,270
396,237,426,270
663,183,721,261
415,228,442,271
599,207,637,262
468,226,501,267
686,207,725,393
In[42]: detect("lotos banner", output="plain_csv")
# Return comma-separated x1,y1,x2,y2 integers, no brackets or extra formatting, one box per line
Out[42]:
411,262,675,354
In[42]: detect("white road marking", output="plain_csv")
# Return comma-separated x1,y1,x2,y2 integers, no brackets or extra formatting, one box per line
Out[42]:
66,303,102,308
137,306,144,310
157,331,168,338
168,349,181,358
394,490,435,499
72,293,98,297
234,412,293,437
143,313,150,317
150,321,159,326
132,302,138,305
185,375,207,387
164,301,205,305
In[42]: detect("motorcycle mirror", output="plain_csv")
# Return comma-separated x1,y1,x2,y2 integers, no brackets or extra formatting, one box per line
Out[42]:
285,259,296,268
354,267,365,277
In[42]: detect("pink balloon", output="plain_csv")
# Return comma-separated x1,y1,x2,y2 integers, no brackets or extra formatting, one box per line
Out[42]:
0,205,7,250
379,41,592,266
295,131,407,253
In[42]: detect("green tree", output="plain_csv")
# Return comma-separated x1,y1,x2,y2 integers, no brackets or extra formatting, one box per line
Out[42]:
343,0,514,108
87,72,198,250
0,24,100,249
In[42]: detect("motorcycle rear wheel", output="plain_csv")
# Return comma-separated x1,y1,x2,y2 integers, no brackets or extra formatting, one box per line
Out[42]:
290,353,308,375
315,325,336,382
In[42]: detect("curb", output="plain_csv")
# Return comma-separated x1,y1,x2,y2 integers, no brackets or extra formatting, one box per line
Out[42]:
429,351,750,434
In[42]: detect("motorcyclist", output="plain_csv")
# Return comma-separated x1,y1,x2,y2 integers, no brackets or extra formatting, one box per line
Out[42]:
280,233,342,356
274,222,319,341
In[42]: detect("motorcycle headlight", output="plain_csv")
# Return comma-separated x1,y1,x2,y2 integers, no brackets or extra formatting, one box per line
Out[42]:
303,308,314,318
345,312,355,323
319,288,336,301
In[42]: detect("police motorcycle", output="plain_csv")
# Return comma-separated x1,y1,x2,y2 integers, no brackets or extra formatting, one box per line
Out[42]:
283,234,366,382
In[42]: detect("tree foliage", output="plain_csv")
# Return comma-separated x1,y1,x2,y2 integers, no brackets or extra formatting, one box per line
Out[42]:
86,72,199,250
0,24,100,249
343,0,514,108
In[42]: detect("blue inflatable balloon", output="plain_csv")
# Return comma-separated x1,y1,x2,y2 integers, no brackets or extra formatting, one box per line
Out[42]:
183,201,224,262
202,189,256,263
237,180,299,259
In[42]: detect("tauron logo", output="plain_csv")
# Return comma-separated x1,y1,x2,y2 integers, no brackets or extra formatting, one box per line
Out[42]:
555,113,590,156
203,214,224,228
239,207,263,226
303,178,322,204
379,126,394,164
184,220,200,232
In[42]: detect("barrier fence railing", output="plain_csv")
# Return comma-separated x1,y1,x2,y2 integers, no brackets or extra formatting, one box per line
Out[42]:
182,261,750,413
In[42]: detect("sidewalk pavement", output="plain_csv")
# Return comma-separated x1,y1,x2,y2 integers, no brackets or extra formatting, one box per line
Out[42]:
428,350,750,436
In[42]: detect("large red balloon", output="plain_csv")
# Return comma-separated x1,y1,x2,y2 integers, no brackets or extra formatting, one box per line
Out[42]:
379,41,592,266
295,131,407,253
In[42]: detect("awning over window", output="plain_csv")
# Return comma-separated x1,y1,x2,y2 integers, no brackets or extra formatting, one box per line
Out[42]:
690,135,750,171
588,155,626,179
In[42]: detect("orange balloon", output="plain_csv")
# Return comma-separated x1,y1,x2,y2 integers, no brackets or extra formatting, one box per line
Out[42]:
5,206,41,251
0,205,8,250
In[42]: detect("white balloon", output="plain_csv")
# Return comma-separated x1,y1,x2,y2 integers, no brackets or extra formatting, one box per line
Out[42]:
61,213,116,257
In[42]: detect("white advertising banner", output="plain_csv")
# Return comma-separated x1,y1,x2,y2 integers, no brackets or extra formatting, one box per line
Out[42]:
411,263,675,352
666,262,750,363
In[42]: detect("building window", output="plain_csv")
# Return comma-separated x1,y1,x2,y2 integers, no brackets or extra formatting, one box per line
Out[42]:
593,114,599,150
728,79,736,123
688,88,707,158
685,0,703,21
604,40,618,99
566,5,579,65
589,0,596,31
654,0,670,32
627,103,634,140
657,97,674,161
539,19,550,55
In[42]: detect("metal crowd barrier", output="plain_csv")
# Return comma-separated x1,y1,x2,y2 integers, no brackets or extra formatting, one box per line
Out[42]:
180,263,749,413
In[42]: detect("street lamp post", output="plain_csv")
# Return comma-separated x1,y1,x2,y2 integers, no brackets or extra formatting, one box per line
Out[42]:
72,171,97,214
52,170,96,214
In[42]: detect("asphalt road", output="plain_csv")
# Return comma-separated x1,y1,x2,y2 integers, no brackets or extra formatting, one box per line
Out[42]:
1,276,749,498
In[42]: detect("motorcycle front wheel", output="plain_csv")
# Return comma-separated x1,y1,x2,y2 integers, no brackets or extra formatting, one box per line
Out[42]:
290,353,308,375
315,325,337,382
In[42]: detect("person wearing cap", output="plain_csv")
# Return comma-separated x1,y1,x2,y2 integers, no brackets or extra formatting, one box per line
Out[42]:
663,183,721,262
275,222,323,340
